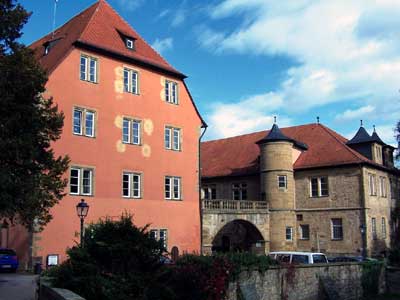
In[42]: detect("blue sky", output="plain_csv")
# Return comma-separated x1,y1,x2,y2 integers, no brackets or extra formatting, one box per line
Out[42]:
19,0,400,144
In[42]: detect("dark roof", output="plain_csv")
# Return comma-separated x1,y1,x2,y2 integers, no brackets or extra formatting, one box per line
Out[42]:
256,124,308,150
201,123,390,178
346,126,373,145
371,131,385,145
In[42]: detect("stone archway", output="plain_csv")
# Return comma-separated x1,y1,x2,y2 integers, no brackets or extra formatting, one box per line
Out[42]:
211,219,265,254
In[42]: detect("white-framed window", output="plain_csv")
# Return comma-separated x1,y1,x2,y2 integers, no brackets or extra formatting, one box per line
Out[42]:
203,184,217,200
122,172,141,199
165,176,181,200
122,118,141,145
159,229,168,249
286,226,293,241
80,55,97,83
278,175,287,189
372,217,377,240
331,218,343,240
73,107,95,137
382,217,387,239
149,229,168,250
123,68,138,94
165,80,178,104
310,177,328,197
70,167,93,196
232,183,247,200
150,229,158,240
379,177,387,197
369,173,377,196
300,224,310,240
164,126,181,151
126,38,134,50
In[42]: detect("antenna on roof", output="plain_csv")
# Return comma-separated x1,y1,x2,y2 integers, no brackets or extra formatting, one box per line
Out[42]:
52,0,59,39
360,119,363,127
373,125,376,132
317,116,320,124
274,116,277,124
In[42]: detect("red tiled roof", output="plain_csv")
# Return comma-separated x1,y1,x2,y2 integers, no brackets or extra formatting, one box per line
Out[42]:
201,123,376,178
29,0,182,76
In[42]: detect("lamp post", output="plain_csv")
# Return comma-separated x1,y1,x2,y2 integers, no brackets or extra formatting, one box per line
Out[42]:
359,224,367,260
1,220,9,248
76,199,89,247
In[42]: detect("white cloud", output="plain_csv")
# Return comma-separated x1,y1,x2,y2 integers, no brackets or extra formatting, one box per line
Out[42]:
171,10,186,27
115,0,144,11
206,92,291,139
151,38,173,54
201,0,400,137
335,105,375,121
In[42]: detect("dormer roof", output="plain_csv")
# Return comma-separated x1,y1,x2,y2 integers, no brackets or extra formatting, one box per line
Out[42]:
371,129,385,145
346,126,373,145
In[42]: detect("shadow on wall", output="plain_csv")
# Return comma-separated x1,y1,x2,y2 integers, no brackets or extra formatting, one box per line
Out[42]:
371,238,388,258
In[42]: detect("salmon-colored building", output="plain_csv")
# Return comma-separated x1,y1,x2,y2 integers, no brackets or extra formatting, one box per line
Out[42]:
1,0,206,268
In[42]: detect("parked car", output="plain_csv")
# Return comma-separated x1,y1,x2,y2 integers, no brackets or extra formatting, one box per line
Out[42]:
269,251,328,264
0,248,18,272
328,256,378,263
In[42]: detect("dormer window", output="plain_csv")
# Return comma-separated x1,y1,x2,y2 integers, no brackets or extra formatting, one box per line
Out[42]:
126,38,134,50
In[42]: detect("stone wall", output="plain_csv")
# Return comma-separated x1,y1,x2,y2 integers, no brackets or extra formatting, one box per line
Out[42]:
39,278,85,300
227,263,385,300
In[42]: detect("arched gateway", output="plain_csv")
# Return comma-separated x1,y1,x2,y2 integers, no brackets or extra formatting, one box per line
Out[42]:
201,199,270,254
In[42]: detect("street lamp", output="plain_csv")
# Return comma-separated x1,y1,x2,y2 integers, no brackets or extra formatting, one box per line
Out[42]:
1,220,9,248
76,199,89,247
359,224,367,260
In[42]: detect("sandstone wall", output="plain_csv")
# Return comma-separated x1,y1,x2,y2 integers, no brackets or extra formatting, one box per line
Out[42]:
227,263,385,300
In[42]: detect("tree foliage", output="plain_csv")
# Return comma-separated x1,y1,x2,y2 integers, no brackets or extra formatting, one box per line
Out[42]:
0,0,69,228
48,215,172,300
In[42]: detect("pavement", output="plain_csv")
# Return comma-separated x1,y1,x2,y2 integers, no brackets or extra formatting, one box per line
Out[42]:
0,272,38,300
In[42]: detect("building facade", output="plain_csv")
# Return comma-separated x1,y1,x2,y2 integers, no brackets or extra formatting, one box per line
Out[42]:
1,0,205,268
201,122,400,257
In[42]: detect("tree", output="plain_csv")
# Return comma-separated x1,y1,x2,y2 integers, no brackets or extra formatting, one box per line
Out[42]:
396,120,400,160
0,0,69,229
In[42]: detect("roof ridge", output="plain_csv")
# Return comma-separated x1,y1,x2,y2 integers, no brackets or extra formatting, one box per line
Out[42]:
203,123,318,144
28,1,99,47
79,1,101,42
318,124,368,162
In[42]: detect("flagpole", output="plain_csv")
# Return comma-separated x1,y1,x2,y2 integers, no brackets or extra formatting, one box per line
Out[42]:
52,0,58,39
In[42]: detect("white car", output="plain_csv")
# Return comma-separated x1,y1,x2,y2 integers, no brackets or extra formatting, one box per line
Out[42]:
269,251,328,264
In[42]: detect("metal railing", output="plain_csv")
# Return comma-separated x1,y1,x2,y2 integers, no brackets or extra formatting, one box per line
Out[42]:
202,199,269,212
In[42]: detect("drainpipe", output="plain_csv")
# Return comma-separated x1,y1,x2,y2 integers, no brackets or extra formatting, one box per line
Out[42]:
198,125,207,254
360,165,368,258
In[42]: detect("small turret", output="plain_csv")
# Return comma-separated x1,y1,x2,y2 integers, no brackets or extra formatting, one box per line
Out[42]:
256,119,307,251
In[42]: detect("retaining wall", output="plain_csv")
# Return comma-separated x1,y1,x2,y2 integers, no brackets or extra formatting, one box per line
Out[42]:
227,263,385,300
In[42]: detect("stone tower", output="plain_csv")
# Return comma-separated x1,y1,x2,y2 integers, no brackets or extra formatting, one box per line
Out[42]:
256,123,307,251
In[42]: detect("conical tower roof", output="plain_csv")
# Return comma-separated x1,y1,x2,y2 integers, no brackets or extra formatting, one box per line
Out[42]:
370,126,385,145
346,125,373,145
256,123,308,149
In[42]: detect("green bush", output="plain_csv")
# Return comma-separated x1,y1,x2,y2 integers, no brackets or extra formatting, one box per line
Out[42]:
362,261,384,299
48,215,169,300
47,215,275,300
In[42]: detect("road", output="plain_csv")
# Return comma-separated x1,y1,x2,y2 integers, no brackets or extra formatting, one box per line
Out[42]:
0,273,38,300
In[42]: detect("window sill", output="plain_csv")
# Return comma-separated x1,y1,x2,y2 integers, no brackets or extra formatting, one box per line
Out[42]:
331,238,343,241
165,101,179,106
309,195,329,199
73,133,96,139
69,193,94,197
122,197,142,200
80,79,98,84
165,148,182,152
122,142,142,146
299,238,310,241
165,198,183,201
